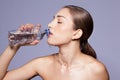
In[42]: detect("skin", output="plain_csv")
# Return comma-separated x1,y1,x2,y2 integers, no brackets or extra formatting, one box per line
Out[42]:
0,8,109,80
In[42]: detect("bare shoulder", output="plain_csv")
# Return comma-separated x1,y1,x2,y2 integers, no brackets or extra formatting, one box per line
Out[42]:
31,54,55,67
29,53,56,74
86,57,109,80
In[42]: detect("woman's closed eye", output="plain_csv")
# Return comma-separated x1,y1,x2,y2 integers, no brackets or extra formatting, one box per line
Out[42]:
57,21,62,24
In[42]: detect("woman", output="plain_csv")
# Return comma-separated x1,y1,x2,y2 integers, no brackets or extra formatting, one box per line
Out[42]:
0,5,109,80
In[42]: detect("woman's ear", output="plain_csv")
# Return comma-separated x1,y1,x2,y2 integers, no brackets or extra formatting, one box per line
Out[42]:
72,29,83,40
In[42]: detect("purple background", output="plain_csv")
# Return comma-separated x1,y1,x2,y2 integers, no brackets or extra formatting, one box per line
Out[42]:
0,0,120,80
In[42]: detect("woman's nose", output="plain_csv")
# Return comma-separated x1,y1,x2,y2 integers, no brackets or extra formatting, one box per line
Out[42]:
48,22,51,28
48,21,53,28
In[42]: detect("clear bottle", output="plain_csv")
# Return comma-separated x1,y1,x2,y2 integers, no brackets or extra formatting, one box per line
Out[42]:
8,26,50,46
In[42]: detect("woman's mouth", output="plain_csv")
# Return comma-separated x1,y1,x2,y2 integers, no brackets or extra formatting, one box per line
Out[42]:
48,31,53,36
45,29,53,37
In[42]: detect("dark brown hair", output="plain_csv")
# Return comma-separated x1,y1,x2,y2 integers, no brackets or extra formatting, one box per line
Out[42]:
63,5,97,58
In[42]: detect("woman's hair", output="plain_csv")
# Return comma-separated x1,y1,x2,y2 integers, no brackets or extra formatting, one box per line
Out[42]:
63,5,97,59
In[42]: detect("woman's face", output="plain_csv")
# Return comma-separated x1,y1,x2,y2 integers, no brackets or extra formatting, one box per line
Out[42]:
47,8,75,46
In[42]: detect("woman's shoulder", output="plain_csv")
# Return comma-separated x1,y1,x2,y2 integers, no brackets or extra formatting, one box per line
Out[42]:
82,54,107,72
88,59,107,73
31,53,56,66
83,55,106,72
21,53,57,77
85,56,109,79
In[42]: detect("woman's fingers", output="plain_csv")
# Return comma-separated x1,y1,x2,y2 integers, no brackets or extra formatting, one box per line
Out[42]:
16,23,41,46
19,24,34,31
21,40,40,46
30,40,40,45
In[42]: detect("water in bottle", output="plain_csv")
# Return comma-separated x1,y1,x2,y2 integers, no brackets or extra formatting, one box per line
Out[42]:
8,26,50,46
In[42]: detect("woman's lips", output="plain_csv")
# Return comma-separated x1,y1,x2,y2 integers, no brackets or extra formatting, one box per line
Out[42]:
47,30,53,37
49,30,53,35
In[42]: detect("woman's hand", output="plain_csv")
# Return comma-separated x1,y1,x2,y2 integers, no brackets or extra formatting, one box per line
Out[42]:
18,23,41,46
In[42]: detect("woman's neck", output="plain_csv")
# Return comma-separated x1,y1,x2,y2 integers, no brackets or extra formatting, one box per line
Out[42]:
57,41,82,67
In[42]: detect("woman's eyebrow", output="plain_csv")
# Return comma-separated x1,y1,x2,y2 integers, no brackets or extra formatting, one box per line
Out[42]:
53,15,66,19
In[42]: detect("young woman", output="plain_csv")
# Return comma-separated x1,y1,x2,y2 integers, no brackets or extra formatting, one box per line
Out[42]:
0,5,109,80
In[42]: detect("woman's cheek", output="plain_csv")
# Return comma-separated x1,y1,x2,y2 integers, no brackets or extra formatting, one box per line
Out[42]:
47,35,72,46
47,36,62,46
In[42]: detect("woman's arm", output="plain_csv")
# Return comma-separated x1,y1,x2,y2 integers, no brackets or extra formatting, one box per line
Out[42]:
3,58,38,80
0,45,20,79
0,24,40,80
0,45,40,80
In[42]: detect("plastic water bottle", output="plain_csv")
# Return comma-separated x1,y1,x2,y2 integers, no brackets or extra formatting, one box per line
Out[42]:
8,26,50,46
